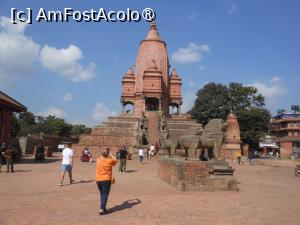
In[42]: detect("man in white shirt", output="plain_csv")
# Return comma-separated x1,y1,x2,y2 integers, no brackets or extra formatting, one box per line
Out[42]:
138,148,144,164
59,143,74,186
150,144,155,157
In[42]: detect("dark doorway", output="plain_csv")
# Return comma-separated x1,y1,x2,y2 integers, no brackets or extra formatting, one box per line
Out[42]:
145,97,159,111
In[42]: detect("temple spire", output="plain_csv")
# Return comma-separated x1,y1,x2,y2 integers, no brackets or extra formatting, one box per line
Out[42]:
170,68,179,78
126,66,134,76
145,21,160,40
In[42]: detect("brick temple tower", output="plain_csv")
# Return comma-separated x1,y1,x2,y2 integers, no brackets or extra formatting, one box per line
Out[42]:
121,22,182,116
73,22,203,158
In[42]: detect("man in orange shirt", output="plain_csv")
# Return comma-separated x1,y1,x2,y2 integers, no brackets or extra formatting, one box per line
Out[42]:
96,148,117,215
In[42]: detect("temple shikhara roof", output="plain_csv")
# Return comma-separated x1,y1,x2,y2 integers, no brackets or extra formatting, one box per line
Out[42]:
121,21,182,116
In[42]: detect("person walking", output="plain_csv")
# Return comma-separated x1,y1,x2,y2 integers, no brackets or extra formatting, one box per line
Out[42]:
96,148,117,215
248,150,254,166
235,150,242,165
138,148,144,164
147,147,150,159
0,143,7,172
117,146,128,173
59,143,74,186
150,144,155,157
4,145,15,172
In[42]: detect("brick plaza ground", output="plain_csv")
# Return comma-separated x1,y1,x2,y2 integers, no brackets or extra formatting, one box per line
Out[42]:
0,154,299,225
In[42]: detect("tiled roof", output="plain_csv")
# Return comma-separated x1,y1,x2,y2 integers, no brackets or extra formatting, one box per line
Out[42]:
0,91,27,112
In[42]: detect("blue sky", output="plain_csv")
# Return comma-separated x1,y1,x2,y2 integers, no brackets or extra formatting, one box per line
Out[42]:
0,0,299,126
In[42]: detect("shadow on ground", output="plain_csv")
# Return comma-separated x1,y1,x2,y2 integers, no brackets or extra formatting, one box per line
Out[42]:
18,158,61,164
109,199,142,213
63,180,95,186
125,170,138,173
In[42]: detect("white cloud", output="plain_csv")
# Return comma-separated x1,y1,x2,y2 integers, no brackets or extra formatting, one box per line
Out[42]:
228,4,238,15
249,76,288,98
0,16,40,84
38,107,67,118
181,91,197,113
171,43,210,64
61,93,74,102
248,76,288,107
40,45,96,82
92,103,117,122
0,16,96,86
0,17,28,34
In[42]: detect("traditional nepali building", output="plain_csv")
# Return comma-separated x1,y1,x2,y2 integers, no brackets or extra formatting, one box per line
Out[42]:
121,22,182,116
270,112,300,158
0,91,27,144
73,22,204,159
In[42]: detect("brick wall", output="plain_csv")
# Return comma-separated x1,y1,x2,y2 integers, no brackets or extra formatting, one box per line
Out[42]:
280,142,293,158
158,156,238,191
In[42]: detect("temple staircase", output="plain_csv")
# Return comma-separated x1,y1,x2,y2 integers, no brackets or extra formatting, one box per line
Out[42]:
166,115,203,141
145,111,161,145
72,115,140,159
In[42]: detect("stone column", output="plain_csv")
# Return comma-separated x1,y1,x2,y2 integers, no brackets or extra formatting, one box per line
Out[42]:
178,105,181,115
143,96,146,111
159,98,162,111
121,103,125,113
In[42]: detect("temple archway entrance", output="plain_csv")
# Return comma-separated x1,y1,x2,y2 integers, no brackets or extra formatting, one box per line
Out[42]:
145,97,159,111
169,103,179,115
124,102,134,114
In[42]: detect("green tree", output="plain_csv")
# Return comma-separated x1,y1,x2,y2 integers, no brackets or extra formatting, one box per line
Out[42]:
18,111,36,136
71,124,92,137
13,112,92,138
10,115,20,137
190,82,271,149
237,108,271,149
190,83,231,125
46,116,72,137
228,83,265,111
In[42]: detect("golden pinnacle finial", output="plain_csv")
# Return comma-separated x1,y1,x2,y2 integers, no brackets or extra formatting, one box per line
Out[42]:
150,20,157,29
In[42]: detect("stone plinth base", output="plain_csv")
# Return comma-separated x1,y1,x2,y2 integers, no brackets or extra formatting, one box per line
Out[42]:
158,156,238,191
221,144,241,160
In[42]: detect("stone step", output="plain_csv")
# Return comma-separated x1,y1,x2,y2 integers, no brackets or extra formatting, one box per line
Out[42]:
167,124,202,130
102,121,138,128
107,116,140,121
145,111,160,145
91,128,138,136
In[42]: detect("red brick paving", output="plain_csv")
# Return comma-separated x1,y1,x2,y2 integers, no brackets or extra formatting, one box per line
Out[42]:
0,155,299,225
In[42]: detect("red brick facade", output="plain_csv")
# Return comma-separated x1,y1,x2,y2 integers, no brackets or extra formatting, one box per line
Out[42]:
158,157,238,191
121,22,182,116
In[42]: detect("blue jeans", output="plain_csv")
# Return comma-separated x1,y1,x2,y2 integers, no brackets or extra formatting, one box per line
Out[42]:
96,181,111,210
6,159,14,172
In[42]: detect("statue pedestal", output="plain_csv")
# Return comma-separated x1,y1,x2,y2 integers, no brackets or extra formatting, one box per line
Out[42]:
221,143,241,160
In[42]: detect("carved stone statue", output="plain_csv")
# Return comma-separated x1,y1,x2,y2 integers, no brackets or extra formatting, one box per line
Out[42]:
163,119,227,159
136,113,148,146
199,119,227,158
